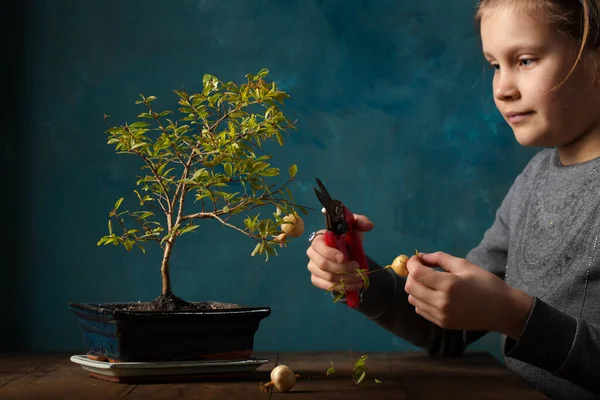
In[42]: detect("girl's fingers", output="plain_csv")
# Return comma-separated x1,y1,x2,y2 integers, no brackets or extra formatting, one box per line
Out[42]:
417,251,457,273
307,260,344,284
405,275,441,303
407,294,440,321
407,257,451,291
414,306,443,327
307,245,359,275
310,232,347,263
310,273,363,292
352,214,374,232
310,273,336,291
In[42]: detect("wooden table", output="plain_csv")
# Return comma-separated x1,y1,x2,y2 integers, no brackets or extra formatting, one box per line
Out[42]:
0,351,549,399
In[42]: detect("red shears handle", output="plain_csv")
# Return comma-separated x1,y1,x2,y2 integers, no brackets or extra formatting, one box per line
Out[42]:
324,211,368,308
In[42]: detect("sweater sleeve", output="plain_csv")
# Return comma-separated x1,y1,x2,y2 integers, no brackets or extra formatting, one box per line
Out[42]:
351,256,471,356
504,297,600,394
347,162,529,356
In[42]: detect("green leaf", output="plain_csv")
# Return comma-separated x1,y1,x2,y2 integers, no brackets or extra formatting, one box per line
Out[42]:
124,239,134,252
250,242,261,257
108,220,113,235
356,371,366,385
179,225,199,235
130,142,148,151
354,355,368,371
275,131,284,146
106,127,123,134
224,162,233,177
191,168,208,181
258,168,279,177
289,164,297,179
222,205,230,213
257,68,269,78
114,197,124,211
134,190,144,204
146,96,157,102
375,379,382,384
203,74,217,88
129,122,150,128
174,89,188,100
326,361,336,376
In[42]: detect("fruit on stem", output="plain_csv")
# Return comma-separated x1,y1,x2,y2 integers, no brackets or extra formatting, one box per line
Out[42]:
260,365,298,393
281,212,304,238
387,254,409,277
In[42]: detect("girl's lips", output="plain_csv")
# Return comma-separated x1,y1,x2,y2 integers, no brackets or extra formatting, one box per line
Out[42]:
506,112,534,123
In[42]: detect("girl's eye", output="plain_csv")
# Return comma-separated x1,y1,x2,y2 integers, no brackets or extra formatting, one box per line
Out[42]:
490,63,500,70
519,59,535,67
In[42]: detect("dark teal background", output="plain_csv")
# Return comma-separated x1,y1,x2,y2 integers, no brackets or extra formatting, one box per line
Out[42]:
2,0,537,361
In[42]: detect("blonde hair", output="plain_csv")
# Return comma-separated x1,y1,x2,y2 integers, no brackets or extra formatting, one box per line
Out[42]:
476,0,600,85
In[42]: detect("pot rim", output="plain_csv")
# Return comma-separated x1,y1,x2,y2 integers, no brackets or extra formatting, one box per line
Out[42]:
68,301,271,317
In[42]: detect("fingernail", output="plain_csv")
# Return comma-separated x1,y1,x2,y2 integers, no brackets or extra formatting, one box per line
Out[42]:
335,254,344,263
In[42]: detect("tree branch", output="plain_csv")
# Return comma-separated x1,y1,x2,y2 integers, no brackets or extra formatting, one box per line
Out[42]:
181,211,261,242
174,168,189,227
137,153,172,215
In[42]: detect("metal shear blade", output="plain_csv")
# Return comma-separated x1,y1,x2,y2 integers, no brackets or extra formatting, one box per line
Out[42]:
314,178,349,234
314,178,332,208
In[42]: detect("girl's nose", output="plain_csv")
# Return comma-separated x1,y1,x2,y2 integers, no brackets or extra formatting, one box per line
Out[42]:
494,73,520,101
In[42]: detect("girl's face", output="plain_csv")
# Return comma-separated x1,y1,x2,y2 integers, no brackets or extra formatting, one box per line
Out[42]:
480,5,600,164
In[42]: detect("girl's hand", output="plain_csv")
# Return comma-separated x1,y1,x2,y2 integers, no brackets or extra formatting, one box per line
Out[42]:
405,252,533,339
306,214,374,293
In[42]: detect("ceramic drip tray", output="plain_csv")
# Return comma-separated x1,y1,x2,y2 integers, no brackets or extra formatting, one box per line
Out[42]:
70,355,270,383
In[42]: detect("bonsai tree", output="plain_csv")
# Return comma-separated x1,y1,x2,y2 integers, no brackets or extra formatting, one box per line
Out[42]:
97,69,308,310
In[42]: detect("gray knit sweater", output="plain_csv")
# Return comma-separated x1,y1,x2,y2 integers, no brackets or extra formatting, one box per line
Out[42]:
352,148,600,400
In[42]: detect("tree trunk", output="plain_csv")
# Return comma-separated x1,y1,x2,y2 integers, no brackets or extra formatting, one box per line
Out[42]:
161,239,174,295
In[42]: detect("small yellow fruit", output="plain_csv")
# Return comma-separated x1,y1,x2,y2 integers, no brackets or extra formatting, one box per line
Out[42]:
260,364,297,393
281,212,304,238
388,254,409,277
270,365,296,392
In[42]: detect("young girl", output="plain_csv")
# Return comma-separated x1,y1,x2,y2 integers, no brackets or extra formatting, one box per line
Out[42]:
306,1,600,399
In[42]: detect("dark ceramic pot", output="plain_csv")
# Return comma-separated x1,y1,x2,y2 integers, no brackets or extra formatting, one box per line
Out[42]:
69,302,271,363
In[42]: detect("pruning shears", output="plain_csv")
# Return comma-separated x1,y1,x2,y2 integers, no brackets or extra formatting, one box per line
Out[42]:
314,178,368,308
